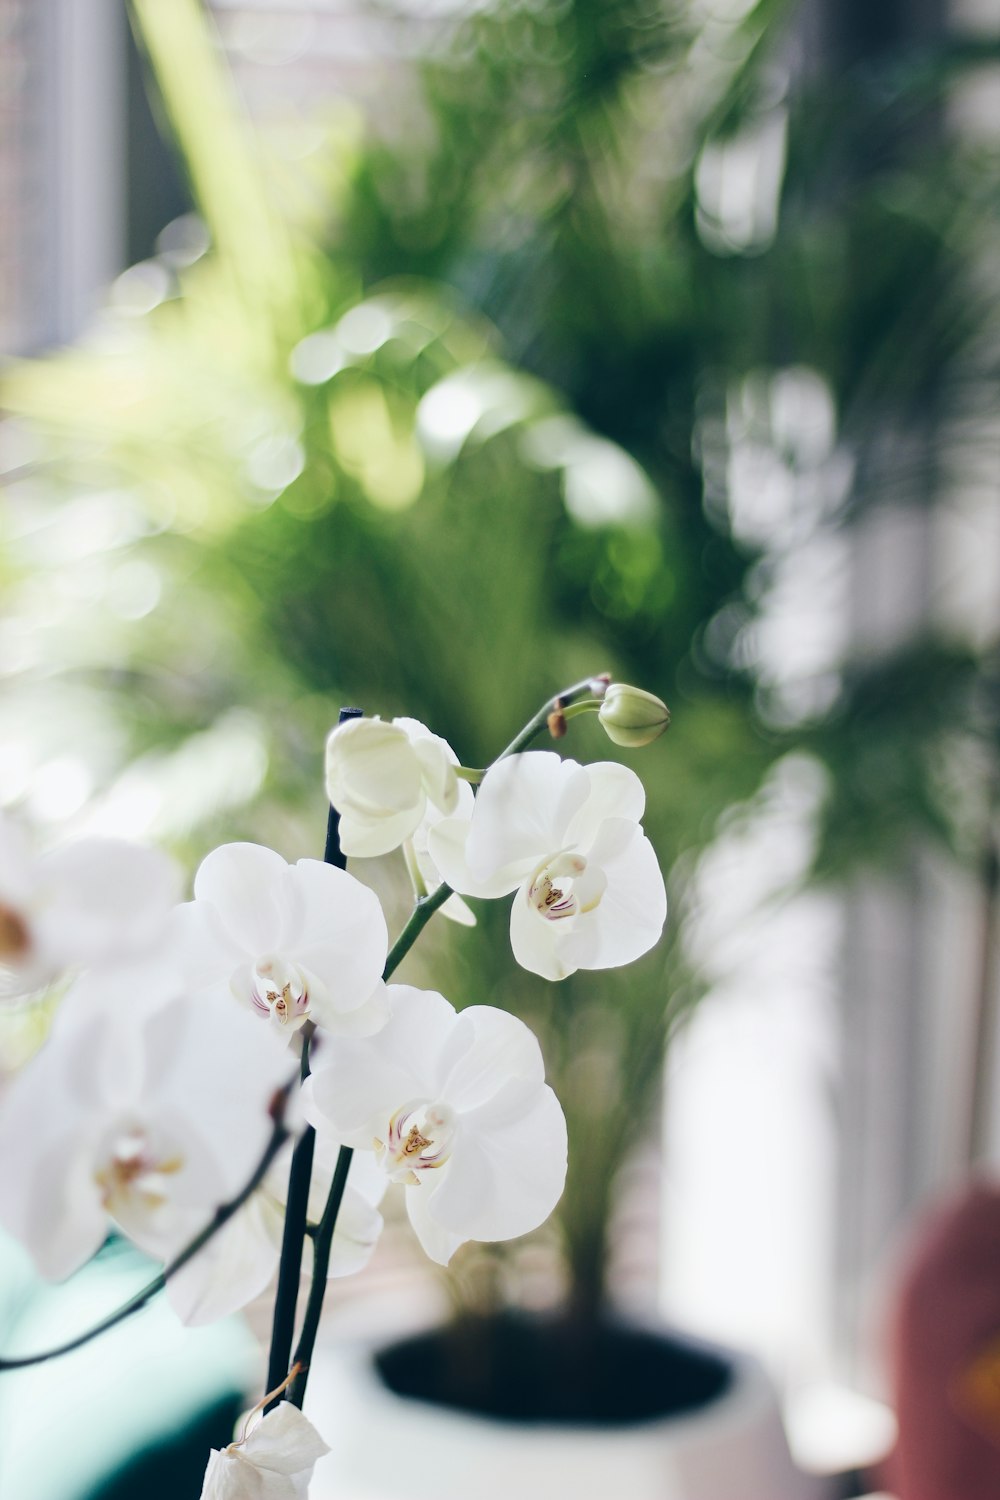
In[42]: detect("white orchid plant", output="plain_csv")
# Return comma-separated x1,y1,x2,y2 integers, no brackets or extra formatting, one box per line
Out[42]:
0,675,668,1497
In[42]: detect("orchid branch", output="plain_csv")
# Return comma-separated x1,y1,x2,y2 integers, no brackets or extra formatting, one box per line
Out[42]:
285,1144,354,1409
262,1023,316,1413
495,675,610,760
281,677,607,1407
382,880,452,978
265,717,359,1411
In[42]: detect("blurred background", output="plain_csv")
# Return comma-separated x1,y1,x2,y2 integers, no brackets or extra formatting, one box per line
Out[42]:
0,0,999,1495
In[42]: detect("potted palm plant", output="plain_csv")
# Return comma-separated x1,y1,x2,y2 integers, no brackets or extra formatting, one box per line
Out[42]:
5,0,990,1493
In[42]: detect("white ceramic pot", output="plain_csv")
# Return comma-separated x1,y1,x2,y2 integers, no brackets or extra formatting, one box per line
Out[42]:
308,1322,831,1500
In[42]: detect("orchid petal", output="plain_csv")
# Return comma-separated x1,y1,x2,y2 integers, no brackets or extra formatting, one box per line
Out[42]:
0,812,36,906
426,1078,567,1244
193,843,297,955
306,977,390,1037
410,734,460,817
564,761,647,848
404,1181,466,1267
427,816,524,900
336,804,426,859
439,1005,545,1112
327,1186,385,1278
326,717,422,817
287,858,387,1014
558,819,666,972
200,1404,329,1500
508,883,570,980
167,1189,282,1327
464,752,590,881
33,837,180,969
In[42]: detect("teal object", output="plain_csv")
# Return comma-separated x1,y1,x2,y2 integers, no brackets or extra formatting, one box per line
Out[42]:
0,1233,257,1500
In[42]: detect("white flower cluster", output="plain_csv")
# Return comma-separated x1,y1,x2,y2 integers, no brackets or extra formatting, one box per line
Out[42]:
0,688,667,1497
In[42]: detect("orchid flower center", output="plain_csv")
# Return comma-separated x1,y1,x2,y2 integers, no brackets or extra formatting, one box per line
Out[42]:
526,851,606,923
249,954,309,1028
95,1126,182,1216
0,903,30,959
374,1100,457,1186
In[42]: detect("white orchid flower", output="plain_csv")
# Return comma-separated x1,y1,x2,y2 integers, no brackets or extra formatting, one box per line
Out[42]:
199,1402,329,1500
302,985,568,1266
324,714,461,858
0,810,179,1001
167,1140,387,1326
0,966,291,1279
169,841,389,1036
428,751,667,981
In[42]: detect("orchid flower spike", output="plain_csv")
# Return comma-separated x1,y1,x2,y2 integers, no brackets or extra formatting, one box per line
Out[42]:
429,751,667,980
303,984,568,1266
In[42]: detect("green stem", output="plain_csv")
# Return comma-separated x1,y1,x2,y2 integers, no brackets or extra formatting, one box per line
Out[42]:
402,838,428,901
261,710,360,1401
455,766,484,783
0,1095,293,1372
285,1146,354,1408
263,1025,316,1412
561,698,603,721
382,881,452,979
496,676,608,760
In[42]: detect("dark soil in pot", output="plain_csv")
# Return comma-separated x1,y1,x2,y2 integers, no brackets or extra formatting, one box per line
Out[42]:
375,1312,732,1427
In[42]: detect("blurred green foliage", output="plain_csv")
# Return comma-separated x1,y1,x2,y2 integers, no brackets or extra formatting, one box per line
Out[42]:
1,0,998,1324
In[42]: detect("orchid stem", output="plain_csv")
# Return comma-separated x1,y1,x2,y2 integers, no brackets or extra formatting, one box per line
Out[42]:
263,1024,316,1413
286,1145,354,1409
402,838,428,901
264,708,359,1407
496,675,609,760
382,881,452,979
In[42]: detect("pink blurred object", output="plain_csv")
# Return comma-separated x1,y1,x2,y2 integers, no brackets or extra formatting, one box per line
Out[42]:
880,1180,1000,1499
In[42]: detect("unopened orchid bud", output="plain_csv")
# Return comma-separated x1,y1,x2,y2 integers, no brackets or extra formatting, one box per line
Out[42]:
597,684,670,748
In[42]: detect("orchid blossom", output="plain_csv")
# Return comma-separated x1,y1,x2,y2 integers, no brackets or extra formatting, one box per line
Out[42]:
429,751,667,980
0,811,179,1001
0,965,291,1279
302,984,568,1266
169,841,389,1036
324,714,461,858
